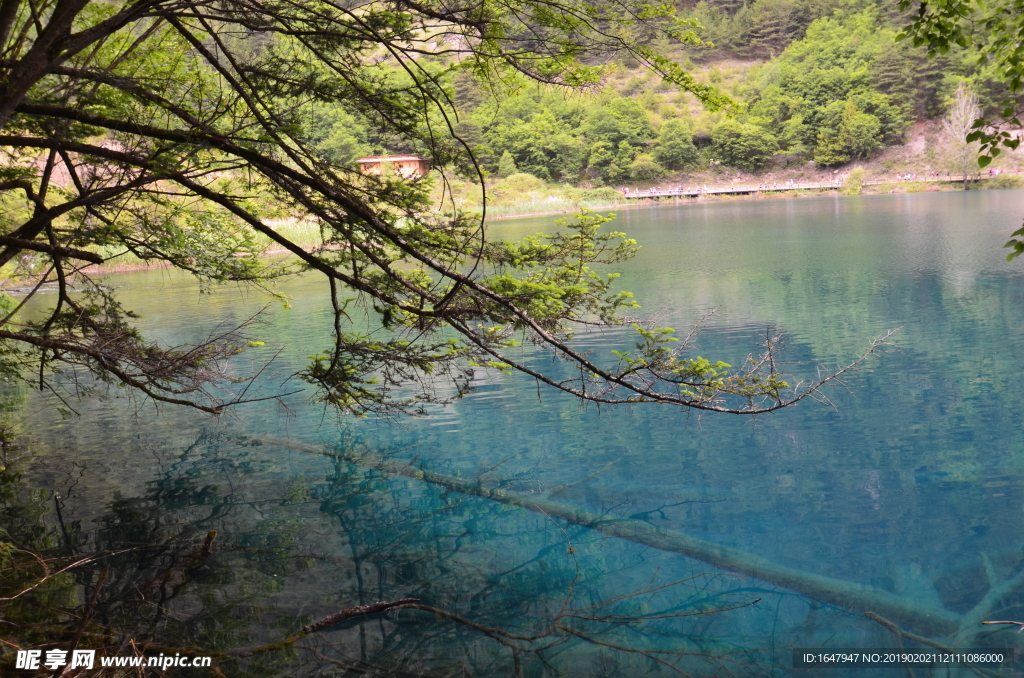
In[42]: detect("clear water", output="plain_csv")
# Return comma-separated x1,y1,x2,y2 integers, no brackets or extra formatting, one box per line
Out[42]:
9,189,1024,676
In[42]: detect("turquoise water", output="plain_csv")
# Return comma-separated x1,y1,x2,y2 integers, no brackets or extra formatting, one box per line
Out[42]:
8,189,1024,676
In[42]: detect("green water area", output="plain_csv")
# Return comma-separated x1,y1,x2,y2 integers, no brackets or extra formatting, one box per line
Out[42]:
8,189,1024,676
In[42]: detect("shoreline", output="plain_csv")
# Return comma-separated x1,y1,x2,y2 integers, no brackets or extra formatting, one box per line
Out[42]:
6,181,1012,286
482,178,995,221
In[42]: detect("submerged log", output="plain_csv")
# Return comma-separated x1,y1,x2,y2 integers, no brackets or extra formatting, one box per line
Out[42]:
253,435,962,636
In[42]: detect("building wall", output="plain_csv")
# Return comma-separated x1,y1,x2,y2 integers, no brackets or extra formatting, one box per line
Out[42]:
357,157,430,179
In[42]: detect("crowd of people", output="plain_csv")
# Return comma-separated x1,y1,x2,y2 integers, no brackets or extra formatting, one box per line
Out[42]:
621,185,708,196
618,167,1021,197
619,177,841,196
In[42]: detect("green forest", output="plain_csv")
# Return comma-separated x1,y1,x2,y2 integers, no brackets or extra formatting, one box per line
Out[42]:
310,0,1007,187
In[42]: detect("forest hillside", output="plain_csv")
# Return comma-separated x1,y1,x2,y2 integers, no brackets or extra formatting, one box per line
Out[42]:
308,0,1023,213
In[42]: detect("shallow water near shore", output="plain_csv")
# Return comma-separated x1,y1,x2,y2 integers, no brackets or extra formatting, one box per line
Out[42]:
9,189,1024,676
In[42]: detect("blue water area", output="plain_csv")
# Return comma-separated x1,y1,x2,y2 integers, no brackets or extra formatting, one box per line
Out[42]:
11,189,1024,676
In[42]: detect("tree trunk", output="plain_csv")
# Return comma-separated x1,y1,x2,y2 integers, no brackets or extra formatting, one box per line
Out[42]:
255,434,966,636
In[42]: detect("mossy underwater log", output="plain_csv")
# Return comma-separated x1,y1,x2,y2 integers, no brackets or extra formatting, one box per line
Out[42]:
253,435,962,636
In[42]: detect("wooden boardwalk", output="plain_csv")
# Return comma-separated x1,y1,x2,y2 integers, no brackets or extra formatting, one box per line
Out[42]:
620,174,997,199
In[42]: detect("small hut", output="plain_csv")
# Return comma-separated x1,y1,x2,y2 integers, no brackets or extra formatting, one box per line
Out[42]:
356,155,431,179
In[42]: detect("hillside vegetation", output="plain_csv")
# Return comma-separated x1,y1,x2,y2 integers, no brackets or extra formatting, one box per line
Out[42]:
308,0,1018,201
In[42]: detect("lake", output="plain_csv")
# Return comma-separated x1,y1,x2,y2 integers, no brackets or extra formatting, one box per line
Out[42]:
7,189,1024,676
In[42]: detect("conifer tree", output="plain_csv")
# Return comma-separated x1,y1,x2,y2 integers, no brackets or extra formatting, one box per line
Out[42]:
497,150,519,178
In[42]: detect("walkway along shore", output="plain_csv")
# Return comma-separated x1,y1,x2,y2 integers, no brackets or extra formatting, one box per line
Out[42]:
621,173,1003,200
2,173,1006,284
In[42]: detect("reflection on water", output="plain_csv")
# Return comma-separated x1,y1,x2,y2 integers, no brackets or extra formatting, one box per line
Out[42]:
0,432,767,676
4,190,1024,676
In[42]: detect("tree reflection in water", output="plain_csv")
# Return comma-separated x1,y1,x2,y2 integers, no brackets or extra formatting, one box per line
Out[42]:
1,432,764,677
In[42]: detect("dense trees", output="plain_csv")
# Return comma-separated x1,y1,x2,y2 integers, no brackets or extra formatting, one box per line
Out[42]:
693,0,846,58
813,100,883,165
472,93,663,184
496,150,519,178
745,10,919,164
246,0,999,185
655,119,700,170
711,119,779,170
401,1,975,180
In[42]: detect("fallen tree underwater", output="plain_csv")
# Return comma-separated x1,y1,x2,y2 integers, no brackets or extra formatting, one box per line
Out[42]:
253,435,1023,643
